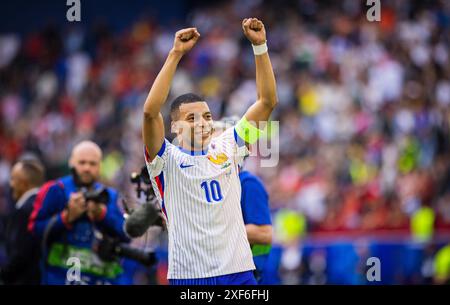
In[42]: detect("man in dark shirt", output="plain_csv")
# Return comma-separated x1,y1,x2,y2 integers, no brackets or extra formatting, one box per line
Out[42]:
0,159,45,284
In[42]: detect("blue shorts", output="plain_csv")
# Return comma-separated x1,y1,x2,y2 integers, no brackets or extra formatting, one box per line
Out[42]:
169,270,257,285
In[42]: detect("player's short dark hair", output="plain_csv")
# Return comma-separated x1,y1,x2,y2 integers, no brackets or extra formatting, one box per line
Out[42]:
170,93,204,120
18,160,45,187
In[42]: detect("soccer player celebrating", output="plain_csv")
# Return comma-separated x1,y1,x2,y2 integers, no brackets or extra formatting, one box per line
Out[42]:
142,18,278,285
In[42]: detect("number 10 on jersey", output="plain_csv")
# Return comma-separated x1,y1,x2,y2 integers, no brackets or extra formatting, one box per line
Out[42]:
201,180,223,203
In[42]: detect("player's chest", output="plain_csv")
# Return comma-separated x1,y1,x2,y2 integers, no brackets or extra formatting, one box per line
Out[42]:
168,152,237,204
171,145,235,177
171,154,234,179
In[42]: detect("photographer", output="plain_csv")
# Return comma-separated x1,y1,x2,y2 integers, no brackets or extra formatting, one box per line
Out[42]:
28,141,130,285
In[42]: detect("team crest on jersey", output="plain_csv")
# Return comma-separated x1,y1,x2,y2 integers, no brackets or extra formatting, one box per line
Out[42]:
207,152,229,166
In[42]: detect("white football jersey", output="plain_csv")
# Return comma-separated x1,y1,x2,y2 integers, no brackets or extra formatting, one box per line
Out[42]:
144,127,255,279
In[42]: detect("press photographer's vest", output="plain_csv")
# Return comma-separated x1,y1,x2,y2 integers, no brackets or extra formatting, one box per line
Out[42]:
43,177,123,282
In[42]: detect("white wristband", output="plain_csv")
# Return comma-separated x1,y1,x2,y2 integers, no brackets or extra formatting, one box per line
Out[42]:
252,42,268,56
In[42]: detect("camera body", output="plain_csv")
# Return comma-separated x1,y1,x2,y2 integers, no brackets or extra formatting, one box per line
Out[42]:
82,187,109,204
129,165,154,201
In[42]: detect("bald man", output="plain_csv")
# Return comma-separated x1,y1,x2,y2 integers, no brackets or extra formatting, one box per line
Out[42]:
28,141,129,285
0,160,44,284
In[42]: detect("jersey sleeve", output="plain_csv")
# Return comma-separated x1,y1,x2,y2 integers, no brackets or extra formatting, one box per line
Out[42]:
144,139,170,178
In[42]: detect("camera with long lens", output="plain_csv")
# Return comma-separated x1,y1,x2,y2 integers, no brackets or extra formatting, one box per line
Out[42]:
94,232,156,267
70,167,158,267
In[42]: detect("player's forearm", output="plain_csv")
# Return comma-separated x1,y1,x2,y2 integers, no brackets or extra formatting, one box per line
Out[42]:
246,224,273,245
255,52,278,110
143,50,183,118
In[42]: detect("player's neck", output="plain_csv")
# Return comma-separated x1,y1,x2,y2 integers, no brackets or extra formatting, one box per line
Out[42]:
178,141,209,155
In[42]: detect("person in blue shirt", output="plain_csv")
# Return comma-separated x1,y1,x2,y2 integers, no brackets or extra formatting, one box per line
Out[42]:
28,141,129,285
214,117,273,284
239,169,272,284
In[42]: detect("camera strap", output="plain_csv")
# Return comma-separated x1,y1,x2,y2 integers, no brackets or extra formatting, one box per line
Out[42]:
40,180,70,274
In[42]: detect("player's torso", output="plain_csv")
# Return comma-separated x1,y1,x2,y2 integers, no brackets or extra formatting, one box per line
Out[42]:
162,140,242,230
152,135,254,278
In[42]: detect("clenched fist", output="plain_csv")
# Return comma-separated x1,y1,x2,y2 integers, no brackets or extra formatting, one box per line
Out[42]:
242,18,266,46
172,27,201,55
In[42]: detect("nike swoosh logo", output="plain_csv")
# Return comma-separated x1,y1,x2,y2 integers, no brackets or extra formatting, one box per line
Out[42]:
180,163,194,169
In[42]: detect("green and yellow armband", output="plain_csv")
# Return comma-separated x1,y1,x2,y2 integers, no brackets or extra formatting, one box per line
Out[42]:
235,116,264,145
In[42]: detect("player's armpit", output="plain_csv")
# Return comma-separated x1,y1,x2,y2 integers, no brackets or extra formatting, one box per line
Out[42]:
142,112,165,161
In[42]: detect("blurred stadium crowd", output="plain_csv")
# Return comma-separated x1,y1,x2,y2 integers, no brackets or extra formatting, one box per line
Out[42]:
0,0,449,284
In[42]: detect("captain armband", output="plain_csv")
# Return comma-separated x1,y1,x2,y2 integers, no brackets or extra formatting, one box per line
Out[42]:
235,116,265,145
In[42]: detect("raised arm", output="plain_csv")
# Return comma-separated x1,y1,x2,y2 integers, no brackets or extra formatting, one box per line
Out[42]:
241,18,278,128
142,28,200,160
